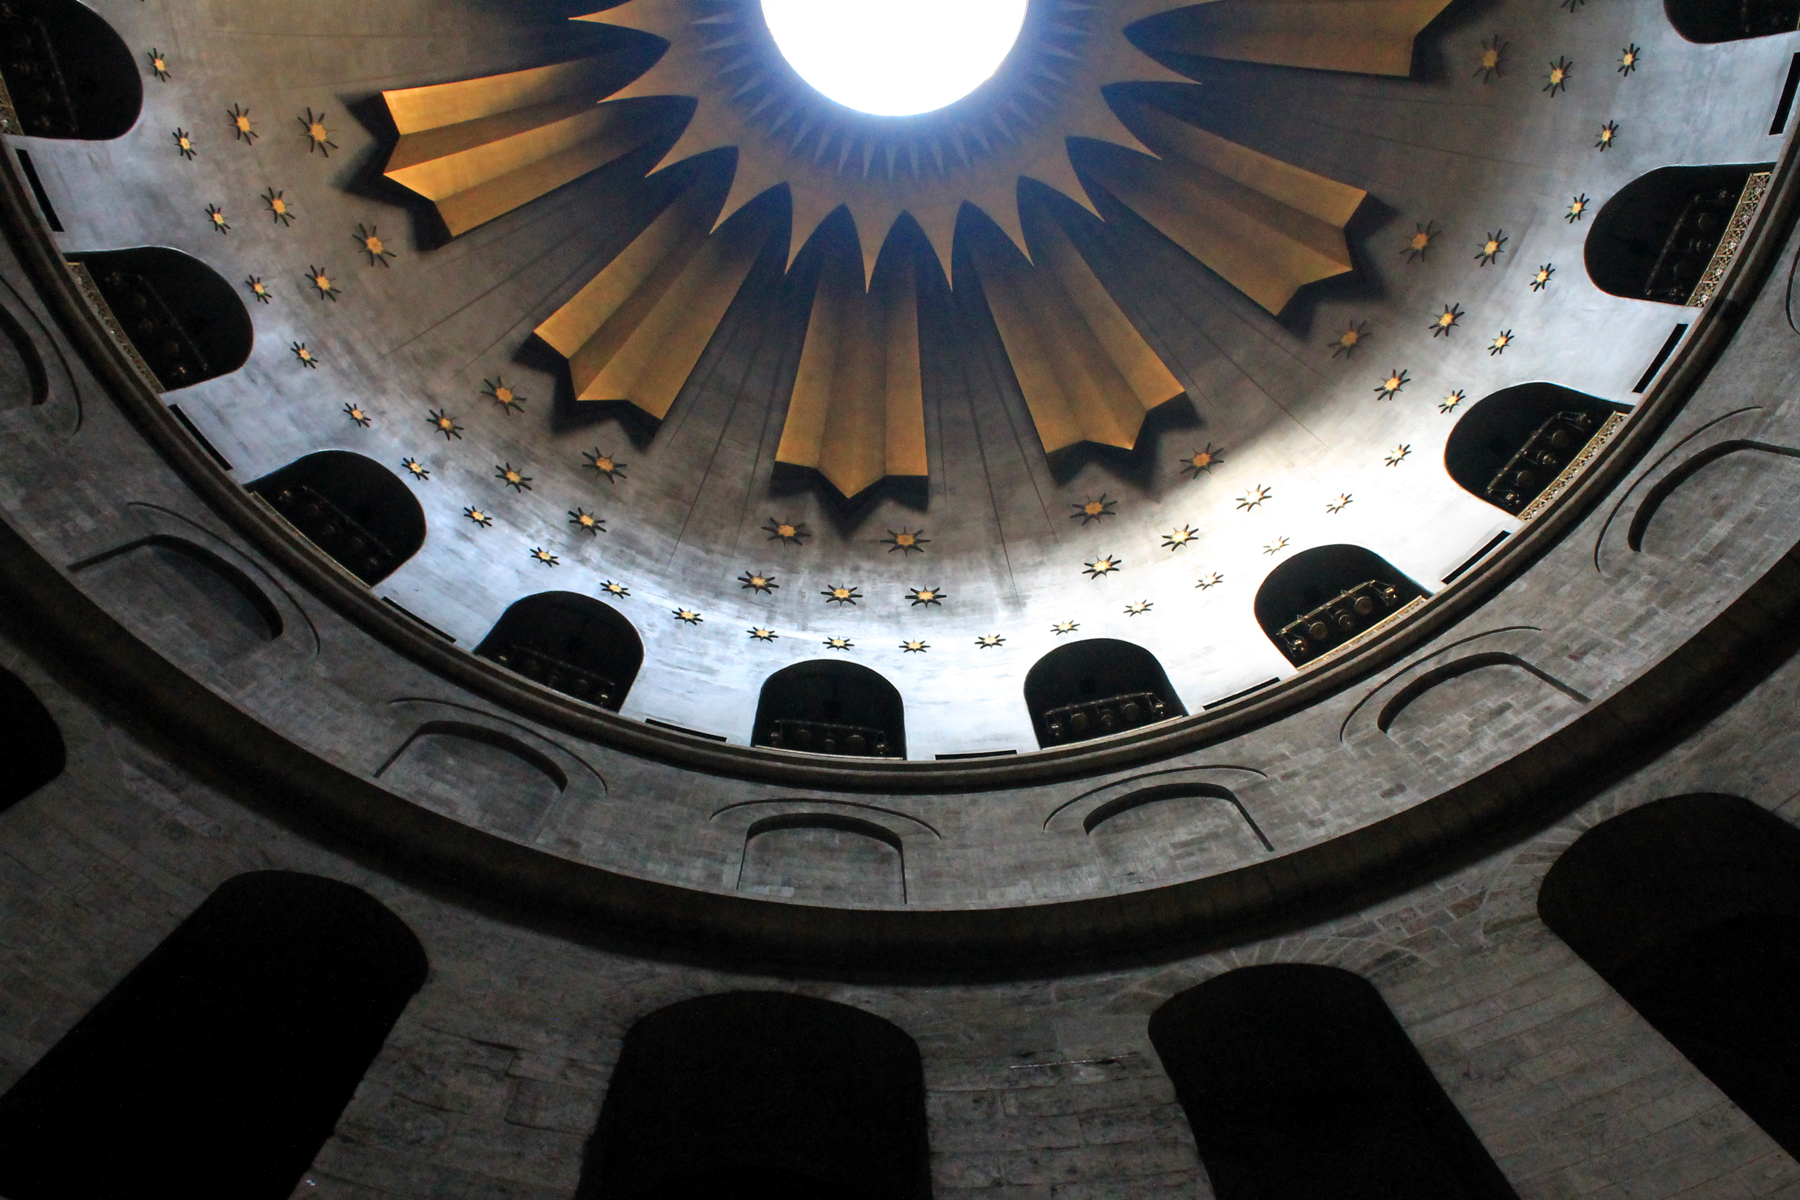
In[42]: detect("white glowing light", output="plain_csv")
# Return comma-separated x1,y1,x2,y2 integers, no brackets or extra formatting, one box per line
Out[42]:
760,0,1029,116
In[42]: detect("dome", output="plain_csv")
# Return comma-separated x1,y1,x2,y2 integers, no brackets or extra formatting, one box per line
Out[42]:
2,0,1800,1194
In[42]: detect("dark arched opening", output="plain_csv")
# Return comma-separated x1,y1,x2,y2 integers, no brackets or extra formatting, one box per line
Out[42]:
0,665,63,813
1585,164,1773,304
474,591,643,710
577,991,930,1200
1254,544,1426,666
1538,794,1800,1157
1665,0,1798,41
67,247,252,389
0,870,428,1200
248,451,426,585
753,660,904,757
1149,964,1518,1199
0,0,141,139
1445,383,1627,515
1023,637,1184,747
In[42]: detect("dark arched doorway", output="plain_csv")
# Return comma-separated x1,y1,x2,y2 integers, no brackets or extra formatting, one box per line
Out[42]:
248,451,426,585
0,664,63,813
0,871,428,1200
577,992,930,1200
1254,544,1426,666
1665,0,1799,42
1149,964,1518,1199
475,591,643,710
753,660,904,757
1585,164,1773,305
1445,383,1627,515
66,247,253,389
1023,637,1183,747
0,0,141,140
1539,794,1800,1157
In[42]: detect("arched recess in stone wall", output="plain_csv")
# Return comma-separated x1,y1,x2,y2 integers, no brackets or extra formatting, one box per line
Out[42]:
1445,383,1626,515
1149,964,1518,1199
0,870,428,1200
0,0,141,140
1023,637,1184,747
1665,0,1800,42
753,660,905,757
248,451,426,585
66,248,252,389
475,591,642,710
0,664,63,813
1538,793,1800,1157
1254,545,1426,667
577,991,930,1200
1585,164,1774,305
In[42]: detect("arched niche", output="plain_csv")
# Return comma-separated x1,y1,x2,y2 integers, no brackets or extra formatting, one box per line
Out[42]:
1445,383,1627,515
577,992,930,1200
248,451,426,585
1023,637,1184,747
0,665,63,813
67,247,252,390
1254,544,1426,667
0,870,428,1200
474,591,643,710
1538,794,1800,1157
1666,0,1799,42
0,0,141,140
753,660,904,757
1585,164,1774,305
1149,964,1518,1199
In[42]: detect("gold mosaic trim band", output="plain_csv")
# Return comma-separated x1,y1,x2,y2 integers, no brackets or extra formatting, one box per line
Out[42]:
65,261,163,394
1298,594,1428,673
0,73,18,137
1687,170,1772,308
1517,410,1629,522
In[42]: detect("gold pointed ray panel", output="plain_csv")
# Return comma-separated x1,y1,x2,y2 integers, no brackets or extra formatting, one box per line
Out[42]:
381,53,662,237
969,209,1184,455
585,0,1193,283
1088,100,1364,315
1147,0,1455,76
778,222,925,498
534,175,779,419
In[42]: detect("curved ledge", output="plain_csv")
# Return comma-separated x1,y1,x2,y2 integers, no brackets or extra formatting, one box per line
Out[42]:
1,111,1796,795
1626,438,1800,551
1375,653,1588,734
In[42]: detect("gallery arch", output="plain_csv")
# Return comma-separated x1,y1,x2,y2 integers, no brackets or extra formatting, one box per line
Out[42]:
1023,637,1183,747
248,451,427,585
1538,794,1800,1157
0,0,141,140
0,871,428,1200
1585,164,1773,305
1444,383,1625,515
753,660,905,757
1149,964,1519,1199
475,591,643,710
1665,0,1800,42
577,991,930,1200
1254,545,1426,667
66,247,253,390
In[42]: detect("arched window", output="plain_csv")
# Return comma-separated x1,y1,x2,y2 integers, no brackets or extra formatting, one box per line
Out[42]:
1149,965,1518,1199
577,992,930,1200
474,591,643,710
1586,164,1774,305
0,871,428,1200
1666,0,1799,42
1254,544,1426,666
67,248,253,390
248,451,426,585
0,665,63,813
0,0,140,140
753,660,904,757
1023,638,1184,747
1538,794,1800,1157
1445,383,1626,515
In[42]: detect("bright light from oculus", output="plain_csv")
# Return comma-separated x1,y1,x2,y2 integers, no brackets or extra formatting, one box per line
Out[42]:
760,0,1029,116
